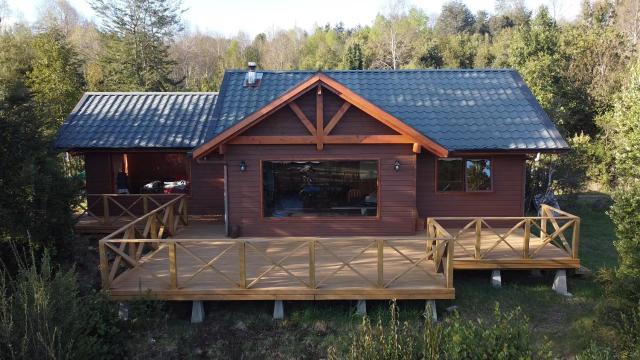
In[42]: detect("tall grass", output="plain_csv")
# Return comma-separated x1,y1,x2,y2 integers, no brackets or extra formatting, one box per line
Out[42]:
329,301,552,360
0,245,123,359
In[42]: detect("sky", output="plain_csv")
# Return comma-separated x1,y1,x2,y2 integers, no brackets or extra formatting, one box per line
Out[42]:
5,0,582,37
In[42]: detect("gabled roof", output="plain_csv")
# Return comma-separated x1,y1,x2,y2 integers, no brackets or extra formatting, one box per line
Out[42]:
193,73,449,158
55,92,218,150
201,69,568,153
55,69,569,154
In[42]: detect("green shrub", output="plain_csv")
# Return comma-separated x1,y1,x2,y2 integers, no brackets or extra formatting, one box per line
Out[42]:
600,185,640,303
328,302,551,360
0,247,124,359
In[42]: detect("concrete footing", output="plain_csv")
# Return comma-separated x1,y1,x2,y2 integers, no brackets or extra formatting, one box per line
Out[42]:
118,302,130,321
191,301,205,323
273,300,284,320
356,300,367,315
426,300,437,322
552,270,572,296
491,270,502,288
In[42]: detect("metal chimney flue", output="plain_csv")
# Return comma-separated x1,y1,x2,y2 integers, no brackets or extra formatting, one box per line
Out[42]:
246,62,257,85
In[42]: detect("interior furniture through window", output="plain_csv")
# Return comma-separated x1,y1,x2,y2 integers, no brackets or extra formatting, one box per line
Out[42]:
262,160,378,217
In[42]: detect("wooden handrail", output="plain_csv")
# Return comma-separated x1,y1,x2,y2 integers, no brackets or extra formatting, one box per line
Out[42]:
101,195,186,240
77,193,183,226
99,235,455,291
425,207,581,262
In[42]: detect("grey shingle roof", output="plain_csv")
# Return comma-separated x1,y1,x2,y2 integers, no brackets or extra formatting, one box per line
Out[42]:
55,92,218,149
56,70,568,152
205,69,568,151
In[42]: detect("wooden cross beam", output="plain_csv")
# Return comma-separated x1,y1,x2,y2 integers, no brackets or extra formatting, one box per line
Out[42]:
316,85,324,150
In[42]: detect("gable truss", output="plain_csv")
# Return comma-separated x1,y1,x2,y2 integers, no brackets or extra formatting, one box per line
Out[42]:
193,73,449,158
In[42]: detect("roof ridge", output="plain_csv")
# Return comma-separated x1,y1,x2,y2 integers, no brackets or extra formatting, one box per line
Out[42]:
83,91,220,95
223,68,516,73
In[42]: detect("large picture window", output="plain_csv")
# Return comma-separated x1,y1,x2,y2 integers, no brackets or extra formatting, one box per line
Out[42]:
263,160,378,218
436,158,492,192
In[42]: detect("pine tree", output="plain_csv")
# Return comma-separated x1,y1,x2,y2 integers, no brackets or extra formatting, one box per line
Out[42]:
343,42,364,70
27,27,84,137
90,0,184,91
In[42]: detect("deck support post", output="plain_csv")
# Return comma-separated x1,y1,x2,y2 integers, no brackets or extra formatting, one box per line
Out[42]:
426,300,437,322
552,270,571,296
491,270,502,288
356,300,366,315
273,300,284,320
191,301,205,324
530,269,543,278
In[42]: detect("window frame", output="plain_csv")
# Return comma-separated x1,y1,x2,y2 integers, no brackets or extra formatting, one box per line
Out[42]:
260,158,382,221
435,157,494,194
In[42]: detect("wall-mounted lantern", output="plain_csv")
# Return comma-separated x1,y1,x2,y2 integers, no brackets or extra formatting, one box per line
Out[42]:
393,160,401,172
240,160,247,172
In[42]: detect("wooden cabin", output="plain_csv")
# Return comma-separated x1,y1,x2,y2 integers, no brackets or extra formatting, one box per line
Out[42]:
56,68,580,305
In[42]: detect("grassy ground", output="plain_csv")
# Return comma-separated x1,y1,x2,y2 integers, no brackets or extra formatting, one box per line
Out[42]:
72,195,619,359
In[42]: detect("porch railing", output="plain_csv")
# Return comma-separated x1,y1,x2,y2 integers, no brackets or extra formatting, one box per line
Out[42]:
75,193,183,226
425,204,580,261
99,235,454,292
97,195,188,288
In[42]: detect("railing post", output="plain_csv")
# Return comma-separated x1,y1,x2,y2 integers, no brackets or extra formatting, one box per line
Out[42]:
540,205,548,241
239,241,246,288
425,219,433,256
523,218,531,259
309,240,316,289
99,241,109,288
181,198,189,226
102,195,110,225
143,195,149,215
572,218,581,259
446,239,454,288
475,219,482,260
168,242,178,289
377,239,384,288
167,205,175,235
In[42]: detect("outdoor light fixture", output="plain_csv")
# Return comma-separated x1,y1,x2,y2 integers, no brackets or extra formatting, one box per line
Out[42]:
393,160,401,172
240,160,247,172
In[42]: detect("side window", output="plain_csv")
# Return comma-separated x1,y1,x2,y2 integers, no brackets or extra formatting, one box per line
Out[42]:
436,159,464,192
465,159,492,191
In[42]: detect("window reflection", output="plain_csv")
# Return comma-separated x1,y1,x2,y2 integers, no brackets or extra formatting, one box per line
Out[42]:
263,160,378,217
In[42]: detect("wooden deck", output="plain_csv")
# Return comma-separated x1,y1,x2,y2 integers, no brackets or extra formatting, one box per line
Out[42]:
450,228,579,269
102,221,454,301
94,199,579,301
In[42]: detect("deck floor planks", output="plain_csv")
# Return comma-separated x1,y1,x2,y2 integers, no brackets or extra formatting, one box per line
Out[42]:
107,221,452,300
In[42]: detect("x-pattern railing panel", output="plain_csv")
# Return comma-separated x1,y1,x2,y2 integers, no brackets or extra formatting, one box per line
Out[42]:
245,240,311,288
426,205,580,262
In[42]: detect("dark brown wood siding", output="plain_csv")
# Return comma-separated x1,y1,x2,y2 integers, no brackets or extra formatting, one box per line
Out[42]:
416,153,526,218
225,144,417,237
85,152,113,194
189,158,225,216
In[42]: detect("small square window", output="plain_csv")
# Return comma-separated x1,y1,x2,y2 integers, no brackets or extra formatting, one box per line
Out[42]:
437,159,464,192
465,159,492,191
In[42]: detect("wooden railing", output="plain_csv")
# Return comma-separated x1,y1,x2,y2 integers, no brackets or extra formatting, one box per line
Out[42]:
98,235,455,292
75,193,183,225
425,204,580,261
98,195,188,288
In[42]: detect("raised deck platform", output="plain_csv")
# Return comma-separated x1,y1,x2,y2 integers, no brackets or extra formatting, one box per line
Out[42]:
95,198,579,301
101,221,455,301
